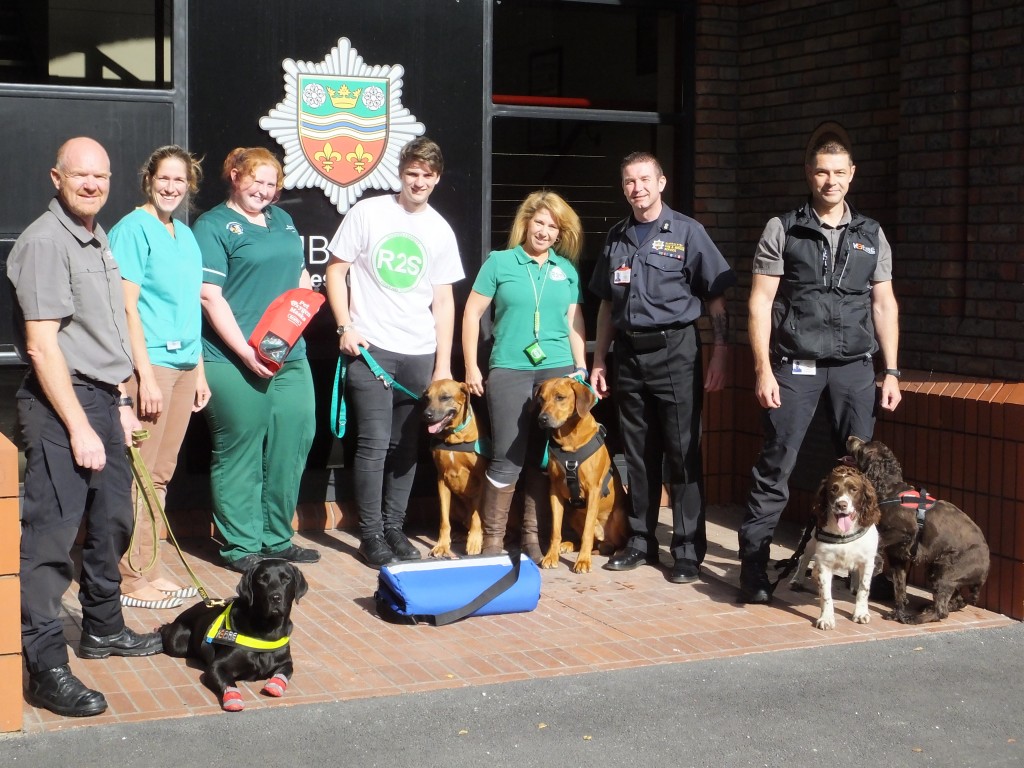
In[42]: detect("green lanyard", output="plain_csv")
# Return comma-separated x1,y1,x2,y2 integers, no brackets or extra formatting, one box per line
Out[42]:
528,258,551,340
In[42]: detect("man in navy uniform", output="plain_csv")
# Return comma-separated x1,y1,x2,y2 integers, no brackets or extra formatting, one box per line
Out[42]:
590,151,735,584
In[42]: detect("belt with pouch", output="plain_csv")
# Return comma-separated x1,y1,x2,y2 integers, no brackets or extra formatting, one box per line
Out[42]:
619,323,690,353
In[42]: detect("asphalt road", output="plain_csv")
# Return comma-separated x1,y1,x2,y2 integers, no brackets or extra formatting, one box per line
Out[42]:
2,623,1020,768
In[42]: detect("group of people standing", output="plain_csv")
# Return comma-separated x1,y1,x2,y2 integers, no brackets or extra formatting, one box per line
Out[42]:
9,128,899,720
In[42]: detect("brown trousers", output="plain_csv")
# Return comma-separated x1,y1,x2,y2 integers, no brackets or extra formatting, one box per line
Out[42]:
119,365,199,593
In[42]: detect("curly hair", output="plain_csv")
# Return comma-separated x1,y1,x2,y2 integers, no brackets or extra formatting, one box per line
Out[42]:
221,147,284,193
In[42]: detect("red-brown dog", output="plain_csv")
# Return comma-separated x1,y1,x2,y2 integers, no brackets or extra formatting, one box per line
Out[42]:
535,377,628,573
423,379,487,558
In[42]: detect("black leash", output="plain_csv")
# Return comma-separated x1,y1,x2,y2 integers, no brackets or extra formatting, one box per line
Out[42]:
768,519,815,596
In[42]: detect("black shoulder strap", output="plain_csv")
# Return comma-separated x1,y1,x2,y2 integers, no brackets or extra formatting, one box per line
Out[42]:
431,553,523,627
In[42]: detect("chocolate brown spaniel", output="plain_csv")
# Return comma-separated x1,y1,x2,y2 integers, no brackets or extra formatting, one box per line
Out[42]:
847,436,989,624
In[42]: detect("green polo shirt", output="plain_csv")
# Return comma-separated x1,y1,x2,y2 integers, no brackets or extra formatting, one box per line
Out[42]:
472,246,582,370
192,202,307,364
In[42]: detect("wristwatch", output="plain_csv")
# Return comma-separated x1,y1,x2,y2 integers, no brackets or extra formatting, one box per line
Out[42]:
883,368,902,379
116,395,134,407
336,325,349,336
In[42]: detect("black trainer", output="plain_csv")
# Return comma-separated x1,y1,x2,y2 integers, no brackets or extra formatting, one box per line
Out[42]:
79,626,162,659
358,534,400,569
26,665,107,717
223,553,263,573
384,528,422,561
266,544,321,564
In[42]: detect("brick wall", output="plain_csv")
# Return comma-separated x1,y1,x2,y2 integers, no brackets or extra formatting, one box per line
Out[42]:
694,0,1023,618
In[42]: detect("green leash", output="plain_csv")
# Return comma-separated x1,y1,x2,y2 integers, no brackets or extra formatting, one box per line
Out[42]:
331,348,423,439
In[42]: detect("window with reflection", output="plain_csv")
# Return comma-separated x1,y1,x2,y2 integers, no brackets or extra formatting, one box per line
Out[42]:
1,1,172,88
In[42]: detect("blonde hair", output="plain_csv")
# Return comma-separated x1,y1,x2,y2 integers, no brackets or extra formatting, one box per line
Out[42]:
507,190,583,264
221,147,284,193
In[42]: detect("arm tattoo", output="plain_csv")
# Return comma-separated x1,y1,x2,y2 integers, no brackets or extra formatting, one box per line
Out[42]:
711,310,729,345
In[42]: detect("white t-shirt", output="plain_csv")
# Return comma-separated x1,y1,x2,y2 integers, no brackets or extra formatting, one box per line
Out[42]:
328,194,464,355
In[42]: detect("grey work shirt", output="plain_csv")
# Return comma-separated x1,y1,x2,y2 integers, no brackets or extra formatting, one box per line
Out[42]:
752,202,893,281
7,197,133,386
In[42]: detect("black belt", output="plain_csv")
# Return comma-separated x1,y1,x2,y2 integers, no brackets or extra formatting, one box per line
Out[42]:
618,324,691,352
70,373,120,397
620,323,692,339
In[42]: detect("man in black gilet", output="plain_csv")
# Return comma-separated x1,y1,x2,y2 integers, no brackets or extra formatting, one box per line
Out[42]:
737,132,902,604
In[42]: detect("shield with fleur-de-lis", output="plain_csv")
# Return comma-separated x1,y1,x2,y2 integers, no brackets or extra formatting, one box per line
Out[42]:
297,74,389,187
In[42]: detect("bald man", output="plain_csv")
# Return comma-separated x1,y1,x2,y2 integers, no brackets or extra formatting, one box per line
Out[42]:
8,138,163,718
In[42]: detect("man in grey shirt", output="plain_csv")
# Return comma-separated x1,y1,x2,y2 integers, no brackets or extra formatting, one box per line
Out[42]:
736,131,901,604
8,137,163,718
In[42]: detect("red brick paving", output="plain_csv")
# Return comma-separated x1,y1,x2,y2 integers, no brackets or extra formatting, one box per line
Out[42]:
21,506,1013,733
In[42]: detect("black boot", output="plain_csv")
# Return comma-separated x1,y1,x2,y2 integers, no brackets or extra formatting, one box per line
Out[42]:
737,556,772,604
358,534,400,569
27,665,107,717
79,626,162,659
385,527,422,561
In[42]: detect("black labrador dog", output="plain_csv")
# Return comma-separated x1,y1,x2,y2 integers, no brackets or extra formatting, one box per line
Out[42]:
159,558,308,711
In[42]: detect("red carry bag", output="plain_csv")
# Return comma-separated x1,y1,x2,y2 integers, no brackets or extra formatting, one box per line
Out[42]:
248,288,325,372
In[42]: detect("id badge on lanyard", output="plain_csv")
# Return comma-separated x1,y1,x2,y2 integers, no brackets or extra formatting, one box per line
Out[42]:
614,264,631,285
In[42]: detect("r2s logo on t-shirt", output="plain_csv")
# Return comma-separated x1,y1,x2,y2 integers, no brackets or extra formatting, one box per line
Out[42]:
372,233,425,292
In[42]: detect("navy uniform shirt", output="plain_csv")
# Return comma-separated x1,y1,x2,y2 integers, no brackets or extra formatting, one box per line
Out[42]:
589,204,735,332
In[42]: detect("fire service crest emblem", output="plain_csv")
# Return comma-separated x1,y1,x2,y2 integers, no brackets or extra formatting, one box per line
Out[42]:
260,38,424,213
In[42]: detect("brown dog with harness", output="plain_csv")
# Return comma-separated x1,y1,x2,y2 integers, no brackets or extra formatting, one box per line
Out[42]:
423,379,488,558
535,377,628,573
846,435,989,624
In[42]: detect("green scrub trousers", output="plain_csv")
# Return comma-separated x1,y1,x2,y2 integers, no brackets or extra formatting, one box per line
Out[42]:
203,358,315,562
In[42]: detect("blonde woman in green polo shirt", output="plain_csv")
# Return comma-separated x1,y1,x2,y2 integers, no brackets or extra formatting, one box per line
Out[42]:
463,191,587,561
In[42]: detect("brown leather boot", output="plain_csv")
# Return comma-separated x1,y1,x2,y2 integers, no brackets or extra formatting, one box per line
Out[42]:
519,466,548,563
481,480,516,555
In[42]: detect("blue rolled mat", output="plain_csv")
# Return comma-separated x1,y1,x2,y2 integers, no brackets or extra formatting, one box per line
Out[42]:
375,553,541,625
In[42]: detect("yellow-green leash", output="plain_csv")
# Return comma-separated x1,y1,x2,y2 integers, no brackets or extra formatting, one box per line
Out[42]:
127,429,227,607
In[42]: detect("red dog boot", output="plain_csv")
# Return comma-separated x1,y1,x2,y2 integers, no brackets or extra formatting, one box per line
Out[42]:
261,675,288,697
221,686,245,712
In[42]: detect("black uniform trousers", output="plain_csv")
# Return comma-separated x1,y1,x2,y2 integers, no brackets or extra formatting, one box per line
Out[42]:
738,357,877,562
18,377,133,674
613,324,706,564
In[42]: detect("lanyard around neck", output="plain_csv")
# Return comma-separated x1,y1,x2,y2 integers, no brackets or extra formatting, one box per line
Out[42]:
528,257,551,340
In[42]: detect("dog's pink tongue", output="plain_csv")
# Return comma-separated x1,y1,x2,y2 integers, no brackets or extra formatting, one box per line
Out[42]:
427,421,446,434
837,514,853,533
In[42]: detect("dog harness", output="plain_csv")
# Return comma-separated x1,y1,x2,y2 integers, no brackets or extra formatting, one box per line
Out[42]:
204,603,291,652
880,487,937,558
546,424,613,509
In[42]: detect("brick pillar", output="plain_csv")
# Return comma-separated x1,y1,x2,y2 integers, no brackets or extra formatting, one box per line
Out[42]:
0,434,21,732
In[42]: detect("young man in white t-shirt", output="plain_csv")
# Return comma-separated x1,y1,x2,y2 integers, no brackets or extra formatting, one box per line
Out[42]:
326,137,464,568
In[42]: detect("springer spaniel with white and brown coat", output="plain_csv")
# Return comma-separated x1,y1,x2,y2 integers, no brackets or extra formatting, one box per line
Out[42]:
791,465,881,630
